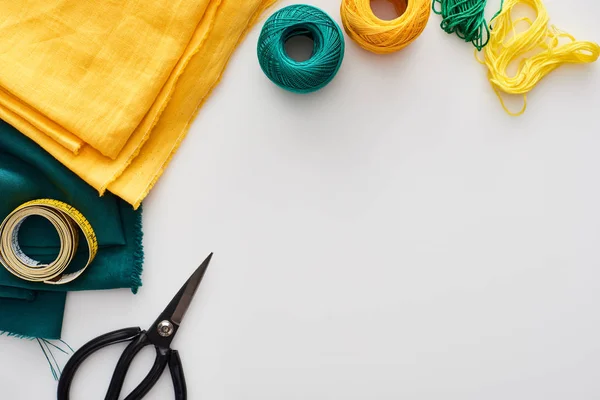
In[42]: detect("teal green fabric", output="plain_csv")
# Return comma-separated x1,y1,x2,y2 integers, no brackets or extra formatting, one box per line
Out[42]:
0,120,143,339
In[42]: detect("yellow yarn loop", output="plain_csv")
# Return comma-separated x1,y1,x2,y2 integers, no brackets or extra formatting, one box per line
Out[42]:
340,0,432,54
479,0,600,116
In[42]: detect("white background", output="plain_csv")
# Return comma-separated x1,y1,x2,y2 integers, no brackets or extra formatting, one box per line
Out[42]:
3,0,600,398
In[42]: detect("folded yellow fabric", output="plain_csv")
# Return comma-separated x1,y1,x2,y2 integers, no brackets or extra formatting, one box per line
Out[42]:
0,0,275,208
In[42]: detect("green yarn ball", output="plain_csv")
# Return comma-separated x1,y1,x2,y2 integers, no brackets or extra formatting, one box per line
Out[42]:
257,5,345,93
433,0,502,51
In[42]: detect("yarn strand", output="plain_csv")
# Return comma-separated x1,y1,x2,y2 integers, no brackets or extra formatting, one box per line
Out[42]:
479,0,600,115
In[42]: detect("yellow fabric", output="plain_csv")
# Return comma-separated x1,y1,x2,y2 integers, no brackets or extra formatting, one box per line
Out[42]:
0,0,276,208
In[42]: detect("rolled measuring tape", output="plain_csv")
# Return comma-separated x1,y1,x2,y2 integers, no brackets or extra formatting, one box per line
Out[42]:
0,199,98,284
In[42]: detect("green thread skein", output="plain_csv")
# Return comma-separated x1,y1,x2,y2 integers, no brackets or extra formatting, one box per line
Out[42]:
257,5,345,93
433,0,503,50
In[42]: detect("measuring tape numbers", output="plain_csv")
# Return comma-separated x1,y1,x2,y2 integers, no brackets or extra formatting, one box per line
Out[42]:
0,199,98,284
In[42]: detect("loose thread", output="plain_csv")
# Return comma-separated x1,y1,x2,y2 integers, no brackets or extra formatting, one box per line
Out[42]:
59,339,75,353
37,339,59,381
44,340,63,376
36,338,74,380
42,338,70,355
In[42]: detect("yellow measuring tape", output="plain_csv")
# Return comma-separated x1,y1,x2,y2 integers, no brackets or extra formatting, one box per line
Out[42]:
0,199,98,284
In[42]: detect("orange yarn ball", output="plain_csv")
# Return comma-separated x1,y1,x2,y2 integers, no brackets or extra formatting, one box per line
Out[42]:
340,0,432,54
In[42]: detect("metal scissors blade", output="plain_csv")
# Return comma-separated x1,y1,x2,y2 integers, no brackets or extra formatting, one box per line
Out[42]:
147,252,213,348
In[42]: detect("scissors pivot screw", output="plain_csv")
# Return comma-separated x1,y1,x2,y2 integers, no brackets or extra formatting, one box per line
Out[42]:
157,320,174,337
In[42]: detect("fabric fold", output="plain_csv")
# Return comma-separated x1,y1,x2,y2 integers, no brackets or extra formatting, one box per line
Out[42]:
0,0,277,207
0,0,213,158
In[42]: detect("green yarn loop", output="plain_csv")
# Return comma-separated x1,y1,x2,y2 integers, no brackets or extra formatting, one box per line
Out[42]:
433,0,503,51
257,5,345,93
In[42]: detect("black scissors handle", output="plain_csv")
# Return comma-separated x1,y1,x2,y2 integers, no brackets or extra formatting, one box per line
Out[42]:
57,327,187,400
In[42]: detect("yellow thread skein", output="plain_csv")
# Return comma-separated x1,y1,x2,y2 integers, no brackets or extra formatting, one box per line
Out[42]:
479,0,600,116
341,0,432,54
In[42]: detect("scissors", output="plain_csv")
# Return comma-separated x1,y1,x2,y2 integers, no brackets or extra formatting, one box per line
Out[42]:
57,253,214,400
